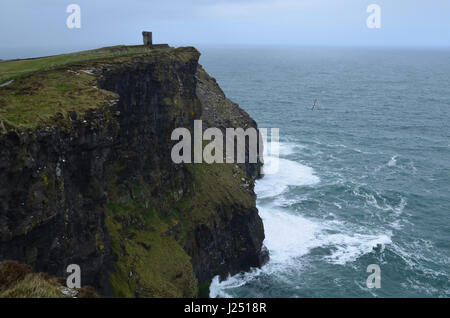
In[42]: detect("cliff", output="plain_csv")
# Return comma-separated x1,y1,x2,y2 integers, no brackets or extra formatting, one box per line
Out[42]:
0,46,267,297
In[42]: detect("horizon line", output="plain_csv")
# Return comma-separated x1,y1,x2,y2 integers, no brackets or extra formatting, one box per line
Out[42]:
2,43,450,60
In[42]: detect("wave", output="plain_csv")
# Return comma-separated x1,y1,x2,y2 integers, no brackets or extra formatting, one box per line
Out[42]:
259,206,321,264
210,141,393,297
209,269,262,298
257,156,320,198
387,155,398,167
260,206,392,265
319,229,392,265
277,142,306,156
210,204,392,297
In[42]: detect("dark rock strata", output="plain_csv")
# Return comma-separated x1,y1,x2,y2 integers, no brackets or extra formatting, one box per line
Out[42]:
0,47,267,296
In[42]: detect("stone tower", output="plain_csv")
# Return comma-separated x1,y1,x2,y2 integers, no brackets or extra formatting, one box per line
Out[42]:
142,31,152,47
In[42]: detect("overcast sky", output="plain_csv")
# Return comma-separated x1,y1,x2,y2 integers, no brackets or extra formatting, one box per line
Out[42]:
1,0,450,58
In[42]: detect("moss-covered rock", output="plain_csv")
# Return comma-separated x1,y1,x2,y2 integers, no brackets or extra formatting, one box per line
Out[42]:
105,201,197,298
0,45,267,297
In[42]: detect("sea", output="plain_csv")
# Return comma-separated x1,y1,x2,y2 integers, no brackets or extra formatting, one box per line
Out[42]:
199,47,450,297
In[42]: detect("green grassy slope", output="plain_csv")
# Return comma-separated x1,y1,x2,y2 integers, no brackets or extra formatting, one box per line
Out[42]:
0,45,174,131
0,45,151,83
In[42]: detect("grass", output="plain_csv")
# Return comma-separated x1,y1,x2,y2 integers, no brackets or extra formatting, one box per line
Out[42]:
103,161,252,297
106,199,198,298
0,273,68,298
0,260,33,287
0,260,99,298
0,45,151,131
0,45,151,83
102,159,250,297
0,45,199,132
0,69,118,130
179,163,253,226
0,44,255,297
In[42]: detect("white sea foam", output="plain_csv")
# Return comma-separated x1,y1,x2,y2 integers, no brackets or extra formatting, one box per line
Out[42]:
261,204,392,265
210,204,392,297
209,268,263,298
210,205,324,298
259,207,321,263
408,160,418,173
277,142,306,156
387,155,398,167
257,156,320,198
211,141,392,297
334,202,342,209
273,194,309,207
394,197,407,216
320,231,392,265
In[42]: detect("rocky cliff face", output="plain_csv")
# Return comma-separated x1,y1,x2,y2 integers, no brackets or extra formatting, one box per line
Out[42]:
0,47,267,297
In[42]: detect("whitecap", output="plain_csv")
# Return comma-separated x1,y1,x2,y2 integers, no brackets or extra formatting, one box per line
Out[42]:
259,207,321,263
278,142,306,157
387,155,398,167
320,232,392,265
209,205,392,297
394,197,407,216
334,202,342,209
209,266,266,298
273,195,306,207
257,156,319,198
209,206,323,297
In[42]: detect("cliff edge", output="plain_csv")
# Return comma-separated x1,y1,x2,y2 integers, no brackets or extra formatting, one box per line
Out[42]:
0,46,267,297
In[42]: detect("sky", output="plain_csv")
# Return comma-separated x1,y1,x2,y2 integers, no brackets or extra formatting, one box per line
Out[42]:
1,0,450,59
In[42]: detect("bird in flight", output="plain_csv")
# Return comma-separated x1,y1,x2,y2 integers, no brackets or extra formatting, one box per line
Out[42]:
311,99,318,110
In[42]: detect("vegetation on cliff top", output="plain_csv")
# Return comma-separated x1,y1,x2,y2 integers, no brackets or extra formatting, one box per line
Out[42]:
0,45,151,83
0,69,118,130
0,44,263,298
0,45,198,131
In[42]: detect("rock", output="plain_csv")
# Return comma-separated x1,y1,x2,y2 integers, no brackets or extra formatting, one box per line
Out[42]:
0,46,267,297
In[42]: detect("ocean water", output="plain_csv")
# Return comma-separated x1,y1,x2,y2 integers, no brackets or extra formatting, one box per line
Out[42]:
199,47,450,297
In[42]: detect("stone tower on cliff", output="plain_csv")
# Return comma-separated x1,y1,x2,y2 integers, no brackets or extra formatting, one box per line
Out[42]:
142,31,152,47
